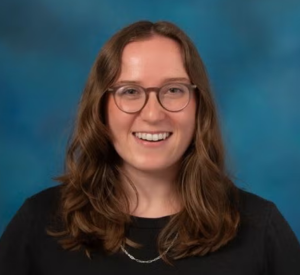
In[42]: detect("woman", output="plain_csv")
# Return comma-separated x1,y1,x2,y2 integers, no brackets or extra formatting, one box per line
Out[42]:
0,20,299,274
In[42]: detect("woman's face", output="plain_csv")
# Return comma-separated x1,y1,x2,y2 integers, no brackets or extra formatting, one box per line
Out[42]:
107,35,196,174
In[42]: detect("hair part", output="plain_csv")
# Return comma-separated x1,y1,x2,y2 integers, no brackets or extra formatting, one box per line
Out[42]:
48,20,240,263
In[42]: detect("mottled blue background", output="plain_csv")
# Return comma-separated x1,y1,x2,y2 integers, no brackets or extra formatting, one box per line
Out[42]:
0,0,299,239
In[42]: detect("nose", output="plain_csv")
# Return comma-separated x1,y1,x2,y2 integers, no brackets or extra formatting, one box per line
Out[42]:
139,92,166,122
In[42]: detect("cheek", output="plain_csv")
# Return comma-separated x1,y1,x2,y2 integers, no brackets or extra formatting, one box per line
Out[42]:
181,101,197,147
184,98,197,133
107,95,121,137
106,95,133,141
106,96,115,129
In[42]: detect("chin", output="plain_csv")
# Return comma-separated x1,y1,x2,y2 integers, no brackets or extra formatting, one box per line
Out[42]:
128,158,179,173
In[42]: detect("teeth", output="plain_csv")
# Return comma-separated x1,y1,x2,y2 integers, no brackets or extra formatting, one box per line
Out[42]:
146,133,152,141
134,132,171,141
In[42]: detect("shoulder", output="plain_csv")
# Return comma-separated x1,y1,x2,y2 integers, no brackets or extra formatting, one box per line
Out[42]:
236,188,299,248
0,185,63,273
16,185,62,228
237,188,275,216
24,185,61,213
27,185,61,208
236,189,300,272
235,188,278,239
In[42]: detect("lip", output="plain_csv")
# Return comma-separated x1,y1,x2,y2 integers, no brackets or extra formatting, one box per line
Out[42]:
132,131,172,134
132,132,172,147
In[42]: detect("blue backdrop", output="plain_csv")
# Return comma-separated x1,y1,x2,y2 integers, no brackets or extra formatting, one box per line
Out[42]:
1,0,299,239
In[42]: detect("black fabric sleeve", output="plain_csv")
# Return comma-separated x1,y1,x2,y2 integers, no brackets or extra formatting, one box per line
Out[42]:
264,203,300,275
0,200,33,275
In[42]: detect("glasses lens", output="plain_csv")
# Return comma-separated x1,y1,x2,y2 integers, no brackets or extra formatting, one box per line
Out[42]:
159,83,190,111
114,85,146,113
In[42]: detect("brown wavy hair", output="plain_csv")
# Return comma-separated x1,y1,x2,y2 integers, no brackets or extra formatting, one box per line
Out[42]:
49,20,240,262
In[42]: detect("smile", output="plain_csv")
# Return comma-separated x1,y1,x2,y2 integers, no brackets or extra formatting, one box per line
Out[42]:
133,132,172,141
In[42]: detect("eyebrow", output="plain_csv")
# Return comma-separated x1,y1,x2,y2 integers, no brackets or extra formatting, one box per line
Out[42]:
115,77,190,86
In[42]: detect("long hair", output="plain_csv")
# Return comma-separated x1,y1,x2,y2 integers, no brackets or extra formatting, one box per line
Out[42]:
49,20,240,262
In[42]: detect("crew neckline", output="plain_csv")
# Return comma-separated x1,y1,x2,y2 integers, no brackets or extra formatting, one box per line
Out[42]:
130,215,172,229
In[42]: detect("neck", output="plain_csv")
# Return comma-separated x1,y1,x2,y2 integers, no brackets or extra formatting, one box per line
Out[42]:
121,163,181,218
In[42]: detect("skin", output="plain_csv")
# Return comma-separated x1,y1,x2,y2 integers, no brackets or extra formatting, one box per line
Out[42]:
107,35,196,217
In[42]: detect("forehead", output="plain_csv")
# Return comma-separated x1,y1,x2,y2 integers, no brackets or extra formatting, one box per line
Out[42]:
117,35,189,85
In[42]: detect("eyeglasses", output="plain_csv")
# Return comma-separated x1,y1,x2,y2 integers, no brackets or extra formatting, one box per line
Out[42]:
107,83,197,113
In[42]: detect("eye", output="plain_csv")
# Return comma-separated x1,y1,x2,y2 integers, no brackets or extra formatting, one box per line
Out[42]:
161,84,187,97
123,88,138,95
168,87,184,94
117,86,142,97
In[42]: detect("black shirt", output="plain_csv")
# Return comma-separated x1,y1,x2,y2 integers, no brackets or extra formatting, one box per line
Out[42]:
0,186,300,275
